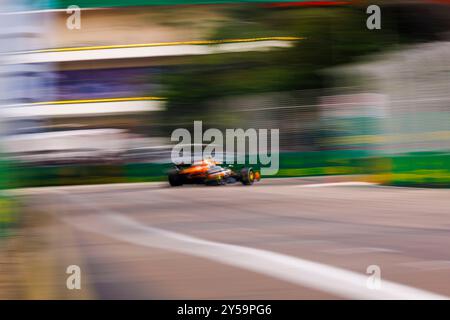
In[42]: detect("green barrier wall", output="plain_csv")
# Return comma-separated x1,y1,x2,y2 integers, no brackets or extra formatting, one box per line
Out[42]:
7,151,450,189
0,158,18,239
387,152,450,188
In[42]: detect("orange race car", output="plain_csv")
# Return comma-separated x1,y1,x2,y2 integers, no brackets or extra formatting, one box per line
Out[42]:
168,158,261,186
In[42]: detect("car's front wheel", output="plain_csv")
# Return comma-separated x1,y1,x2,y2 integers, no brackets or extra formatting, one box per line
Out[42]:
241,167,255,185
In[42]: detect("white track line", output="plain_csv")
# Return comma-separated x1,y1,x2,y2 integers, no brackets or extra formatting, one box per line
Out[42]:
57,192,447,300
298,182,377,188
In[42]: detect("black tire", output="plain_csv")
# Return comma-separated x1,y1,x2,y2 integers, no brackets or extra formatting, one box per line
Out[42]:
241,167,255,185
168,171,183,186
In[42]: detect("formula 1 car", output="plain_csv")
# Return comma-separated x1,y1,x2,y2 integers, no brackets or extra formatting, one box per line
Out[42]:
168,158,261,186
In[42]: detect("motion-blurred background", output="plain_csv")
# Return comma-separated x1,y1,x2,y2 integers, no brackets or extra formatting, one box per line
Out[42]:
1,0,450,188
0,0,449,299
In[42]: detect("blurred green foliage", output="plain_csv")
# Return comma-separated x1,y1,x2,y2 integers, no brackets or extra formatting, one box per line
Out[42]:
160,6,406,124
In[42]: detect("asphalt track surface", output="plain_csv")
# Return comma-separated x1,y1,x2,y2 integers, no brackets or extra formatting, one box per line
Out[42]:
16,177,450,299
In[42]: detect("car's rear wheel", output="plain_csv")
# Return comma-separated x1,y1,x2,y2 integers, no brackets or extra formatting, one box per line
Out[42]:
168,171,183,186
241,167,255,185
